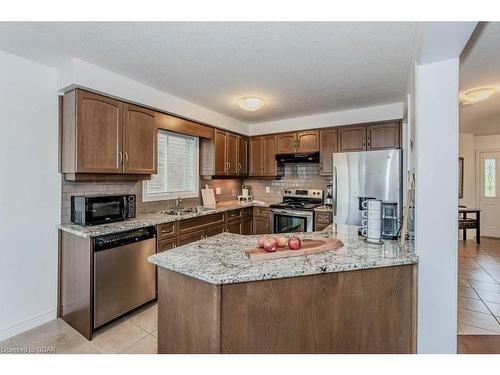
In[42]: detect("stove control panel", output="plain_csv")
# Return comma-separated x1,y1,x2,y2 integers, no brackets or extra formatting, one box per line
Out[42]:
283,189,323,199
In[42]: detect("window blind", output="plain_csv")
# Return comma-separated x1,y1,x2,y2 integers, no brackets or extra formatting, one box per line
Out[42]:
144,130,199,200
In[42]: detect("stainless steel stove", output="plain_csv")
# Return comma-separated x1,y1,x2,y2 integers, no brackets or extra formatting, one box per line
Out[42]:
269,189,323,233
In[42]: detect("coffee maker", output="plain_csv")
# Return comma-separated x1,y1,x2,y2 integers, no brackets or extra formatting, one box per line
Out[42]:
324,184,333,207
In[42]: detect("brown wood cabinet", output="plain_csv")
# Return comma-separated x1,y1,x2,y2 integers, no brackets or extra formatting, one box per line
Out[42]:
253,206,270,234
366,122,400,150
243,217,253,235
211,129,248,177
205,224,226,238
226,220,242,234
238,137,248,175
61,89,156,180
338,125,367,152
157,237,177,252
276,131,319,154
248,136,278,177
319,128,338,176
314,211,333,231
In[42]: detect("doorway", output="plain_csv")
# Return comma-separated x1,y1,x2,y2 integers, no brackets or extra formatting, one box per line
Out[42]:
478,151,500,238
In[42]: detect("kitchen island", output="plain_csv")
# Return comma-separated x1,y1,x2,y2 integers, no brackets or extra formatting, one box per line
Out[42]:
148,224,418,354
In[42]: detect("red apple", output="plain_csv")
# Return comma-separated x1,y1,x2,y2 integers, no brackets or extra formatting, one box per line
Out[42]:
288,236,302,250
274,235,287,247
263,238,277,252
257,235,268,248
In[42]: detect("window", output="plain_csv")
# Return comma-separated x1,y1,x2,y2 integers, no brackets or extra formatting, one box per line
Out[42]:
484,158,496,198
143,130,199,201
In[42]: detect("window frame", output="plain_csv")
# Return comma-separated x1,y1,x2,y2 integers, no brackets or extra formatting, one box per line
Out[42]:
142,130,200,202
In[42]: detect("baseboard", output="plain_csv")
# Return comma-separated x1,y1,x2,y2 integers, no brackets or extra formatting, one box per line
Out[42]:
0,308,56,341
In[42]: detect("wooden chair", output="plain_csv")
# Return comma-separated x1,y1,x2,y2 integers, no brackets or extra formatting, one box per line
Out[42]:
459,207,481,244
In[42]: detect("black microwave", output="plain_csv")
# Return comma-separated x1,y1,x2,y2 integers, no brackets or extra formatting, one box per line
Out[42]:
71,194,136,225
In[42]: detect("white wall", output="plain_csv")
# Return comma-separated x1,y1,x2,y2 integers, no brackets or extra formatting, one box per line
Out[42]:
474,134,500,150
58,58,249,135
415,58,459,353
0,51,60,340
248,102,404,136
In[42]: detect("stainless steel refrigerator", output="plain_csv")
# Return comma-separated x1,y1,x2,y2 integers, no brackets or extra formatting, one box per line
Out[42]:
332,149,403,230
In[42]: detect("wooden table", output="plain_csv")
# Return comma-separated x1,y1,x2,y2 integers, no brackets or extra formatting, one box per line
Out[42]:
459,208,481,244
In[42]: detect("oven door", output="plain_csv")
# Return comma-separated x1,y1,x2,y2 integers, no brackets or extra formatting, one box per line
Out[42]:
86,196,126,225
270,209,313,233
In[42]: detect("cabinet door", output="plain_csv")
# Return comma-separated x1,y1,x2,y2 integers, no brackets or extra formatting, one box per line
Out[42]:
177,230,206,246
263,136,277,176
123,104,157,174
226,132,238,175
249,137,263,176
319,129,337,176
297,131,319,153
338,125,366,152
276,132,297,154
254,216,270,235
76,90,123,173
242,218,253,235
206,224,226,237
214,130,227,175
226,220,242,234
366,122,401,150
157,238,177,252
238,136,248,175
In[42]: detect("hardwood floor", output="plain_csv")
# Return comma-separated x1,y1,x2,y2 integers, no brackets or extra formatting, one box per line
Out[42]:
458,237,500,335
0,302,158,354
458,335,500,354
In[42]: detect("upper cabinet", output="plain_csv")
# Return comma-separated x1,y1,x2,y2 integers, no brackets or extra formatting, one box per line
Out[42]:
319,128,338,176
276,131,319,154
123,104,157,174
366,122,400,150
338,125,367,152
61,89,157,180
202,129,248,177
249,135,278,177
337,122,401,153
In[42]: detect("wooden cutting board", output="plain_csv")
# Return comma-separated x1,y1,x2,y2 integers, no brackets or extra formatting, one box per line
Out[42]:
245,238,344,261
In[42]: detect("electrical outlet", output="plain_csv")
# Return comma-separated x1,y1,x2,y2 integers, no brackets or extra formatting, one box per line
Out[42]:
266,186,270,193
215,187,222,194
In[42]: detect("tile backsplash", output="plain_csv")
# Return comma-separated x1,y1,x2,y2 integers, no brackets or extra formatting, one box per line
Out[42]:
244,163,331,203
60,178,243,223
60,163,328,223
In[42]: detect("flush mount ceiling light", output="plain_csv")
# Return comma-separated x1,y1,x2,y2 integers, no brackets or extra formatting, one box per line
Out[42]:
460,87,496,105
237,96,265,111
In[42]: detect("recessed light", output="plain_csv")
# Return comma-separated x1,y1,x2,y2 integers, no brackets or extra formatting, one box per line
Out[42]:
460,88,496,105
237,96,265,111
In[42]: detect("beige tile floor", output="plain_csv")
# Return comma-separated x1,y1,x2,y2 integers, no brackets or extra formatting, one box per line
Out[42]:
0,302,158,354
458,237,500,335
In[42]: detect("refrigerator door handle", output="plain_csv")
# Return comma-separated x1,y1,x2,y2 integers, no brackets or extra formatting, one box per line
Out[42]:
333,166,337,216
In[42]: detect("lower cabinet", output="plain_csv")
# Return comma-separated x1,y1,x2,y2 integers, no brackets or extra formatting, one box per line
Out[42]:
226,220,242,234
242,217,253,235
314,211,333,231
254,217,270,235
157,237,177,251
206,224,226,237
177,229,206,246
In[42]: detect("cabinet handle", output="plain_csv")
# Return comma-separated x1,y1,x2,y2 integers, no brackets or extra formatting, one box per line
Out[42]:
118,152,123,164
320,161,323,172
238,163,241,172
124,152,129,163
367,136,371,148
228,162,231,171
362,137,366,148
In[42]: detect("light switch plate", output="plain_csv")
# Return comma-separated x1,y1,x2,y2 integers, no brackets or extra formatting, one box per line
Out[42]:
266,186,270,193
215,187,222,194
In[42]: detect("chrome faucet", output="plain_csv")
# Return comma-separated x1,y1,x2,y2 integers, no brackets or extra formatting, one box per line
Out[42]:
175,197,182,212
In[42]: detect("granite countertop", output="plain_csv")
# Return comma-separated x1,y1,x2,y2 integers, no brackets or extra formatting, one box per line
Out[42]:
148,224,418,285
313,205,333,213
58,201,272,238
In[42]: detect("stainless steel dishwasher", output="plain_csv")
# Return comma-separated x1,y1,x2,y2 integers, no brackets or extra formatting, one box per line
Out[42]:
93,226,156,329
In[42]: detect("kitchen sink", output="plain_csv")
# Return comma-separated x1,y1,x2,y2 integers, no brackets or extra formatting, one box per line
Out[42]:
161,206,215,216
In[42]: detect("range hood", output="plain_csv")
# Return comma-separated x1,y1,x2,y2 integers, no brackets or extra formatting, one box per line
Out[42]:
275,151,319,163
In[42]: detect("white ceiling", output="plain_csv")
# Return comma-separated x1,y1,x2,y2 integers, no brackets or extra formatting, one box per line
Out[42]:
0,22,417,123
460,22,500,135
